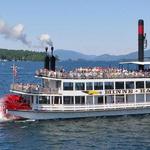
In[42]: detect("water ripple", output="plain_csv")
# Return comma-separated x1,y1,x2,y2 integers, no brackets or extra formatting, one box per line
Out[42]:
0,116,150,149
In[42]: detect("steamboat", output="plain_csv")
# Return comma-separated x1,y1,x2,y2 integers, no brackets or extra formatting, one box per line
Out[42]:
1,19,150,120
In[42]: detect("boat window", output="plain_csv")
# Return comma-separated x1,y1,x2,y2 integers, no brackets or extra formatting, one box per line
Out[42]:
75,82,85,90
115,82,124,89
126,94,134,103
116,95,124,103
105,95,114,104
64,96,74,104
86,82,93,90
146,94,150,102
63,82,73,90
146,81,150,88
36,96,38,104
56,81,61,88
39,96,48,104
53,96,62,104
136,81,144,89
94,82,103,90
44,79,49,88
22,95,33,104
46,96,50,104
126,82,134,89
22,95,28,103
75,96,85,104
86,96,93,104
94,96,103,104
105,82,114,89
136,94,144,103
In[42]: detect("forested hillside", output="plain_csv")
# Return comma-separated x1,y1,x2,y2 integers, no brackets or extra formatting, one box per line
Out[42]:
0,48,44,61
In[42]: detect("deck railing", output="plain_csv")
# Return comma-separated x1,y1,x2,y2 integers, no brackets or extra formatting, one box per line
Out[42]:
32,102,150,111
11,83,58,94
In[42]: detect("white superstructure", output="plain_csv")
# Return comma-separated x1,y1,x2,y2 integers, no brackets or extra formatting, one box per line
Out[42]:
7,67,150,120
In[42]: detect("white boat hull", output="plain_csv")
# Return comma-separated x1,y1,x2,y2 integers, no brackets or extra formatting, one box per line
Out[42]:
8,107,150,120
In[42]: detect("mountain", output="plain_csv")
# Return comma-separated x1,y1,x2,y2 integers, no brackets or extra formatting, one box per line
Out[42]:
95,50,150,61
0,47,150,62
95,51,138,61
55,49,150,61
54,49,96,60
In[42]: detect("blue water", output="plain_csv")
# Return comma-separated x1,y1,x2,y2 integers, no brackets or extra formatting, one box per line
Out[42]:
0,61,150,150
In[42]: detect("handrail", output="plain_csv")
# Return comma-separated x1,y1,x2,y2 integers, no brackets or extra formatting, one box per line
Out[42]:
33,102,150,111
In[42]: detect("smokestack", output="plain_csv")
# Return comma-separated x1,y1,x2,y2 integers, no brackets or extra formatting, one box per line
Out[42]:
138,19,144,70
50,46,56,71
44,47,50,70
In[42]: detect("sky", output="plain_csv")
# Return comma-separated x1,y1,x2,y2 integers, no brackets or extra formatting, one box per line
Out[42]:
0,0,150,55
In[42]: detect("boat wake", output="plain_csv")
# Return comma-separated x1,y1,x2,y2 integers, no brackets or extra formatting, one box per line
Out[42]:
0,98,10,122
0,95,32,122
0,97,19,122
14,119,36,123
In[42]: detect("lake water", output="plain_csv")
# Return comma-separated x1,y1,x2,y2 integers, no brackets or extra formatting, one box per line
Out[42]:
0,61,150,150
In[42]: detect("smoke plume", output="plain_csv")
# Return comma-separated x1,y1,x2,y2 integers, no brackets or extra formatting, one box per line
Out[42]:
39,34,53,47
0,19,53,49
0,19,31,47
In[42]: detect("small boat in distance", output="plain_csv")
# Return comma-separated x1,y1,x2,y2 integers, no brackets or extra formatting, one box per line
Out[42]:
1,19,150,120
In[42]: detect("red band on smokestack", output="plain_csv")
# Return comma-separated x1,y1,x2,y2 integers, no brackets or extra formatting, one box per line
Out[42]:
138,25,144,35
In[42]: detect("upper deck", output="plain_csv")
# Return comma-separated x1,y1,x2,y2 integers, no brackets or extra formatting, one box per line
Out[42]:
35,67,150,80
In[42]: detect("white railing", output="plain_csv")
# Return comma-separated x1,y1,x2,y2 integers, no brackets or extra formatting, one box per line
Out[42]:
32,102,150,111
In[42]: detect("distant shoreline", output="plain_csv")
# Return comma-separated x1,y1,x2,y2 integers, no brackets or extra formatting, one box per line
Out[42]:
0,48,44,61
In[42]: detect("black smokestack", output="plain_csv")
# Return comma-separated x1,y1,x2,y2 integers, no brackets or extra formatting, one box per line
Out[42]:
138,19,144,70
50,46,56,71
44,47,50,70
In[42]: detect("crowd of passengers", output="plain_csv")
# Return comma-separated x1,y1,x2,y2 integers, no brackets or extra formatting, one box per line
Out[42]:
35,67,150,79
11,83,57,94
11,83,40,92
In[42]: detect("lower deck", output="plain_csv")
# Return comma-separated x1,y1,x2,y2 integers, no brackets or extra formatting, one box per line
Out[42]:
8,105,150,120
8,89,150,120
20,93,150,112
33,102,150,111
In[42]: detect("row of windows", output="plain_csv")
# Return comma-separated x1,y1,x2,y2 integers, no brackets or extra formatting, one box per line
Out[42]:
37,94,150,105
63,81,150,91
38,96,86,105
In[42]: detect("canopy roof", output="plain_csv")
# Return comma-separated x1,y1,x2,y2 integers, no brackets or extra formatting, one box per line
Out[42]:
119,61,150,65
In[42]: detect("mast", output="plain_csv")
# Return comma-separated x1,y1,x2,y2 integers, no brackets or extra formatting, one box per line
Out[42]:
12,64,17,84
